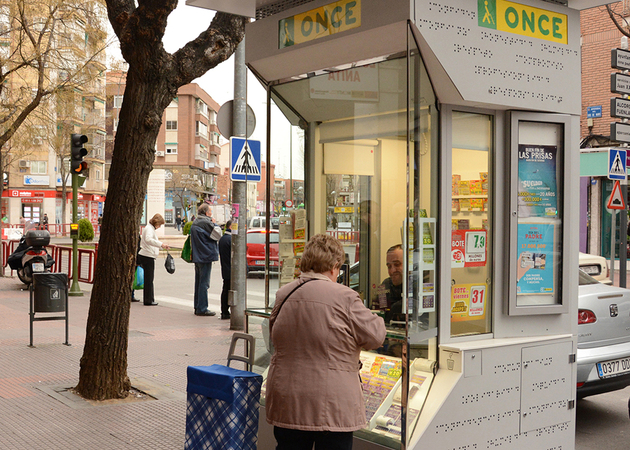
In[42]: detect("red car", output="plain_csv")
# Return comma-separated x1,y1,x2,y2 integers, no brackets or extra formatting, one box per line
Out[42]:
246,229,279,277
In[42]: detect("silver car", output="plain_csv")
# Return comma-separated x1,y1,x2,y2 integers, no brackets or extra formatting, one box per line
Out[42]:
577,270,630,398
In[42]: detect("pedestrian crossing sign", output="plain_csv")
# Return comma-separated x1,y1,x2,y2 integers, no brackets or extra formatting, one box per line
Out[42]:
608,148,627,181
230,137,261,182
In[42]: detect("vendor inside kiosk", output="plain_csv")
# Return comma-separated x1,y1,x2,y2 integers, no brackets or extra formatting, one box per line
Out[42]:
236,0,589,448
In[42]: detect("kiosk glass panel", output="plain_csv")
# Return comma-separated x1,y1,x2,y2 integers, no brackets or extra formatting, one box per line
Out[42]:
451,111,493,336
247,48,439,446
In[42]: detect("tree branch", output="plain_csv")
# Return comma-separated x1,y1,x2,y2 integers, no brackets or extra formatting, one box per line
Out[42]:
172,12,247,86
606,4,630,38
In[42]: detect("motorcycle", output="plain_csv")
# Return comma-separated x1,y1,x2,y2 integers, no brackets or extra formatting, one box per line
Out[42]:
7,230,55,285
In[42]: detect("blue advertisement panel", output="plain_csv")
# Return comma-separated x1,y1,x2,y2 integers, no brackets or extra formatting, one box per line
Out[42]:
517,145,557,218
517,223,555,295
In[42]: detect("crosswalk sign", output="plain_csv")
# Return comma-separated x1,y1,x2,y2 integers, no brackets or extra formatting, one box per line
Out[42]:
230,137,261,182
608,148,627,180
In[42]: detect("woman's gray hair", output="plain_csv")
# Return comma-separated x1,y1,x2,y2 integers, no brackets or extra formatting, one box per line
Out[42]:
300,234,345,274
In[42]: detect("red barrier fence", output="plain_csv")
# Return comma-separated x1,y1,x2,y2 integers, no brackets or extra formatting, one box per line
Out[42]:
1,240,97,284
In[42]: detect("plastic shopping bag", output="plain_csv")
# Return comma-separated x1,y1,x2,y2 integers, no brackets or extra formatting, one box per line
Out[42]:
165,252,175,274
133,266,144,290
181,235,192,263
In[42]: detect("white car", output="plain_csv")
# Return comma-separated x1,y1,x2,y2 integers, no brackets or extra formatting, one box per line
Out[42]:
579,252,611,285
577,270,630,398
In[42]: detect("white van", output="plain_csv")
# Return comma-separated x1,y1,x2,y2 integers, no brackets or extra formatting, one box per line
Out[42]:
248,216,279,230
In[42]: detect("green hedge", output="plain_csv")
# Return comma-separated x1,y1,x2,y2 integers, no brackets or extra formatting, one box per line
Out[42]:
78,218,94,242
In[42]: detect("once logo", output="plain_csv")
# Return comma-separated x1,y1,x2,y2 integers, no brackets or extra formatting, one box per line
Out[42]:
478,0,567,45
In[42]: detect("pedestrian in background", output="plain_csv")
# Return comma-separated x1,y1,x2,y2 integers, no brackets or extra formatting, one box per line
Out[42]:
42,213,49,231
176,214,182,232
265,234,386,450
190,203,220,316
218,220,232,320
137,213,169,306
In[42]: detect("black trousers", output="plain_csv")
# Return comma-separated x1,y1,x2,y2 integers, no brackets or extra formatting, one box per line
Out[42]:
273,427,353,450
136,254,155,305
221,278,230,316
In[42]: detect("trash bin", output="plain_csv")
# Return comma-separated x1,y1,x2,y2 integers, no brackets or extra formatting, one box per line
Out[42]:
32,273,68,313
185,364,263,450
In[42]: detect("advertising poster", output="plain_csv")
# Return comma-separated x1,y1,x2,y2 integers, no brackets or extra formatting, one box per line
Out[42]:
451,230,487,268
518,145,557,218
517,223,555,295
451,283,487,322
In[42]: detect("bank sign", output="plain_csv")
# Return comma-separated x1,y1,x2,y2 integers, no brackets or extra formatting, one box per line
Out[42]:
279,0,361,49
478,0,567,45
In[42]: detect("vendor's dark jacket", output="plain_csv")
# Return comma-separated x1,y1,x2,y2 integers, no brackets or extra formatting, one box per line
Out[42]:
190,215,219,263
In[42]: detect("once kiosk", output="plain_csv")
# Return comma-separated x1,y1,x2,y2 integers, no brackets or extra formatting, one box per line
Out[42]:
193,0,606,448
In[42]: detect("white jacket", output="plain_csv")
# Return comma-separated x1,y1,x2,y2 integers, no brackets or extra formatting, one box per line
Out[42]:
138,223,163,259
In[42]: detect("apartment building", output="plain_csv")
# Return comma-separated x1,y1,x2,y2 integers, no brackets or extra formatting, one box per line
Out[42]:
1,2,108,227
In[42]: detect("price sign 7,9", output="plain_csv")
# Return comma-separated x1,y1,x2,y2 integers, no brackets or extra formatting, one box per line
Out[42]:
465,231,486,254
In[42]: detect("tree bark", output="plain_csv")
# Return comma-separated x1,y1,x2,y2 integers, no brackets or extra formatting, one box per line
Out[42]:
75,1,245,400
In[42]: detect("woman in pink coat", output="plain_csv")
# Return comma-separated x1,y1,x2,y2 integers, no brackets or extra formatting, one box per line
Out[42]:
266,234,387,450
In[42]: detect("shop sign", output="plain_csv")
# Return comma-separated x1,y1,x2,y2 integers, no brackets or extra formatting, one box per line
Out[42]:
451,230,487,268
21,198,42,204
24,175,49,185
278,0,361,49
516,223,555,295
3,190,54,198
478,0,567,45
334,206,354,213
309,64,378,101
517,145,558,218
451,283,487,322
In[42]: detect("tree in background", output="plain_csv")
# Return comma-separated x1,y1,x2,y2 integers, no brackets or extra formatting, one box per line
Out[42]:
0,0,109,237
75,1,246,400
167,167,204,221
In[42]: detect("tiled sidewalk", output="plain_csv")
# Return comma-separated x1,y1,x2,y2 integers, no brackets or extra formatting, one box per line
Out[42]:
0,275,239,450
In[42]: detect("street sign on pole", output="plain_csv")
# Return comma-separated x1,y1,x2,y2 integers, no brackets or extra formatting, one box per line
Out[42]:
611,98,630,119
612,72,630,95
611,122,630,144
612,48,630,70
607,180,626,210
230,137,261,182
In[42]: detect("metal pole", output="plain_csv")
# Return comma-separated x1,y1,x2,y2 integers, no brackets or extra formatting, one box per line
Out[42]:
611,209,616,286
69,173,82,296
230,39,246,331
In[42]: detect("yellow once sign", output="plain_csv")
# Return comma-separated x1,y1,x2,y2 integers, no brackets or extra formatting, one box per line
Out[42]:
279,0,361,49
478,0,567,45
334,206,354,213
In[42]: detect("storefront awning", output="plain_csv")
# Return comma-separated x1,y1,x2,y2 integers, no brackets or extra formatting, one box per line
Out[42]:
580,147,617,177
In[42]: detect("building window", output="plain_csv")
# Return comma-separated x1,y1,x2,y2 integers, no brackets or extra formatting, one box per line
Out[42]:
30,161,47,174
113,118,119,132
166,146,178,154
166,120,178,130
196,121,208,138
113,95,123,108
197,100,208,116
209,110,217,125
96,170,101,180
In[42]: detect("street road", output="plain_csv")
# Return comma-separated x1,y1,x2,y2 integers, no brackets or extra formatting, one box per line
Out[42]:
153,255,271,314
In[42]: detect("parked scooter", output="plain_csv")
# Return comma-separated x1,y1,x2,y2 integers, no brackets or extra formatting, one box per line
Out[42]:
7,230,55,285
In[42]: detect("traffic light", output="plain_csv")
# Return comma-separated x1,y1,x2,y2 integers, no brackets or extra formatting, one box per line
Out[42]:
281,201,286,212
71,134,88,174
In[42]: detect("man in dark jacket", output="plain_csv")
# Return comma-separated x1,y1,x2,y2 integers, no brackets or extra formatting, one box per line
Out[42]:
218,220,232,320
190,203,220,316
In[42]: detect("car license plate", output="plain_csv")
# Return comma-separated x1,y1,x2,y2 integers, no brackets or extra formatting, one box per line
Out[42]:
597,357,630,378
581,265,599,275
255,260,264,265
32,262,45,273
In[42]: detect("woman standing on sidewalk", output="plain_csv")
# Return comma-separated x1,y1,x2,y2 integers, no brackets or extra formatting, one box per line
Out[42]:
137,214,169,306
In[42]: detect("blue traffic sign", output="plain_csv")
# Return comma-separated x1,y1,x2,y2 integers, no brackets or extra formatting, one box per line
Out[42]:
608,148,627,180
230,137,261,182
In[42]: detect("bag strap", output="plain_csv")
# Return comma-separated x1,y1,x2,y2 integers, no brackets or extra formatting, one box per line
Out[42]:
275,278,318,319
